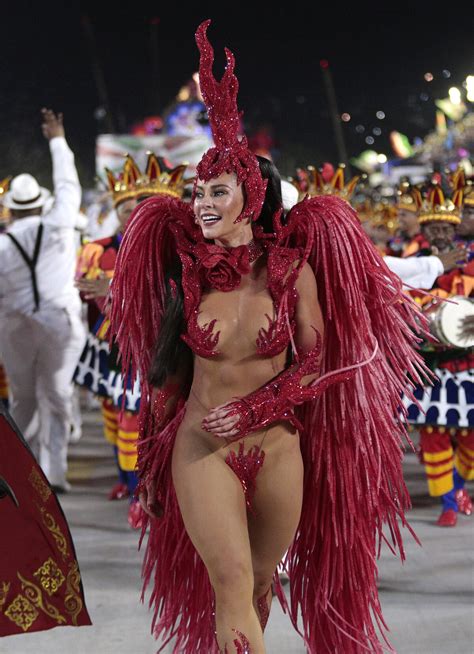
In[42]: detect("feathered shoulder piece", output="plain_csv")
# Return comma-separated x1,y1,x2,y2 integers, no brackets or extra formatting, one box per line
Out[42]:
108,195,196,384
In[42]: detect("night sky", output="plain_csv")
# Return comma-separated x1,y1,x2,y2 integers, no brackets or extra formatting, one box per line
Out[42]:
1,2,472,186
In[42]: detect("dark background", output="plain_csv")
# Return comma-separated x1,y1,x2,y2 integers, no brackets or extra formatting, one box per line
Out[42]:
1,2,472,185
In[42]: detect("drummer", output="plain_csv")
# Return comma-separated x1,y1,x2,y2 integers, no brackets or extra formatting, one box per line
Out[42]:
404,184,474,526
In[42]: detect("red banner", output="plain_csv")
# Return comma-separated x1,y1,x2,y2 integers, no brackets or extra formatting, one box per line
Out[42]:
0,409,91,636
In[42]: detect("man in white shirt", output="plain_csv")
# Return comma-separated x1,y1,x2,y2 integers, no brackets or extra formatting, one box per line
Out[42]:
384,249,464,289
0,108,86,492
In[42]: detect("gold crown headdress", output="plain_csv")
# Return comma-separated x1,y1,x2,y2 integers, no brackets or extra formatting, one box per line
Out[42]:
370,201,398,234
292,163,359,201
0,176,11,197
451,167,474,208
396,181,422,213
418,184,462,225
353,195,398,233
465,182,474,208
105,153,187,207
0,176,12,222
353,197,373,223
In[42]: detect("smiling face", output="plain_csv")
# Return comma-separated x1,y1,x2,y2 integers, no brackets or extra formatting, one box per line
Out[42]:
194,172,247,243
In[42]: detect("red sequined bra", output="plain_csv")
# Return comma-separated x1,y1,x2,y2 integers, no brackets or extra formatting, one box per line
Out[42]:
177,238,301,359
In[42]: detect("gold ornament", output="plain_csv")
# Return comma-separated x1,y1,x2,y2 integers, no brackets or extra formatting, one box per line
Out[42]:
105,152,187,207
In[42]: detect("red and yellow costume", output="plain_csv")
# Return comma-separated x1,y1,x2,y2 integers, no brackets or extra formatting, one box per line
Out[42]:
73,155,186,513
404,185,474,524
291,162,359,203
74,232,141,477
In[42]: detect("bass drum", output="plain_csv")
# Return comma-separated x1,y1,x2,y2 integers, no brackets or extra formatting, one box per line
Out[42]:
429,296,474,348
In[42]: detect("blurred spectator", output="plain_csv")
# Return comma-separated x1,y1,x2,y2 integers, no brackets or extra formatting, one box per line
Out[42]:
0,109,85,492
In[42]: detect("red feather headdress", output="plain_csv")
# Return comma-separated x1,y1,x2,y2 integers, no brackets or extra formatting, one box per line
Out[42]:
194,20,267,223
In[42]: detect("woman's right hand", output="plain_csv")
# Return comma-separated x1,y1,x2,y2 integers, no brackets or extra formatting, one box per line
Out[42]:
138,477,164,519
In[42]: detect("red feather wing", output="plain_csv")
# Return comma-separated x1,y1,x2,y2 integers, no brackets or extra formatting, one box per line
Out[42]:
108,195,194,384
280,195,430,653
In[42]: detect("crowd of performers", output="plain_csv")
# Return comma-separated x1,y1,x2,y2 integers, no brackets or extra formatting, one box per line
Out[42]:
0,21,473,652
340,166,474,528
5,148,472,532
73,154,188,528
3,135,473,532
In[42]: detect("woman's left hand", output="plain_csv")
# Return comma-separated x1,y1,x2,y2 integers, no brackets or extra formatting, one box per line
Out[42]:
201,402,241,439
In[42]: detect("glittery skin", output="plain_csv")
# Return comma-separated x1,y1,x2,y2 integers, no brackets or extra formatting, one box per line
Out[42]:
194,20,267,224
224,443,265,511
223,629,252,653
256,589,271,631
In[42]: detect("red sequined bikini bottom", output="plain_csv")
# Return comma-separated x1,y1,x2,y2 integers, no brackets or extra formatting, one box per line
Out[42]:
224,442,266,511
189,388,267,510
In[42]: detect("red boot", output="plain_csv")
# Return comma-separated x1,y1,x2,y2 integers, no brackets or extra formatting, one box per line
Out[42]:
436,509,457,527
455,489,473,515
127,501,144,530
108,482,129,501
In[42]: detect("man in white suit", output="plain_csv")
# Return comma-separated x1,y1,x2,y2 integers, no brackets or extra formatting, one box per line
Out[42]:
0,108,85,492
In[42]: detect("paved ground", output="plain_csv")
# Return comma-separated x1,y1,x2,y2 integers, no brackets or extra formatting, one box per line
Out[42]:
1,410,473,654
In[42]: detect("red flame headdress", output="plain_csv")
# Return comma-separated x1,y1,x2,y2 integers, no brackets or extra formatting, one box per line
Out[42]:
195,20,267,223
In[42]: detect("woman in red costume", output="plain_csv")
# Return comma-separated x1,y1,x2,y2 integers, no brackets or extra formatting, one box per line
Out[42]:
110,21,429,654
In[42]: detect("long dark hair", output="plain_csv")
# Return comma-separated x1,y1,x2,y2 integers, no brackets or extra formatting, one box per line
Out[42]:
255,155,282,233
148,259,193,388
148,157,283,388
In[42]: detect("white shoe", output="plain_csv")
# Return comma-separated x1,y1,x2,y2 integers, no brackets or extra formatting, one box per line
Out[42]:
69,422,82,443
51,480,72,494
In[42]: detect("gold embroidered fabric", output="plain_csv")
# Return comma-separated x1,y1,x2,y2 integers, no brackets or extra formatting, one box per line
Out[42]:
33,558,65,596
4,594,39,632
2,561,83,633
37,506,68,560
18,573,66,625
65,562,83,626
28,467,51,502
0,582,11,610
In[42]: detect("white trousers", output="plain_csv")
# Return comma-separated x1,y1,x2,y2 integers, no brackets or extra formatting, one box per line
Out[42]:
0,308,86,486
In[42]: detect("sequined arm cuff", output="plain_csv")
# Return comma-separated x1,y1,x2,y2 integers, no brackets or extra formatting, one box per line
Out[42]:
225,333,325,437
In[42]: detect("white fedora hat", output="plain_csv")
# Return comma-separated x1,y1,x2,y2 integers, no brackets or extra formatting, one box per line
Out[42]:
4,174,51,211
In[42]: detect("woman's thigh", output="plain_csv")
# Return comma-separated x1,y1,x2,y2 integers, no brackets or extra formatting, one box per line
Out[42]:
248,432,304,579
171,433,253,586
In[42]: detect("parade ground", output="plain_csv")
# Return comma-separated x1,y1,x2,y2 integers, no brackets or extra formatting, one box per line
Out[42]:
1,408,473,654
